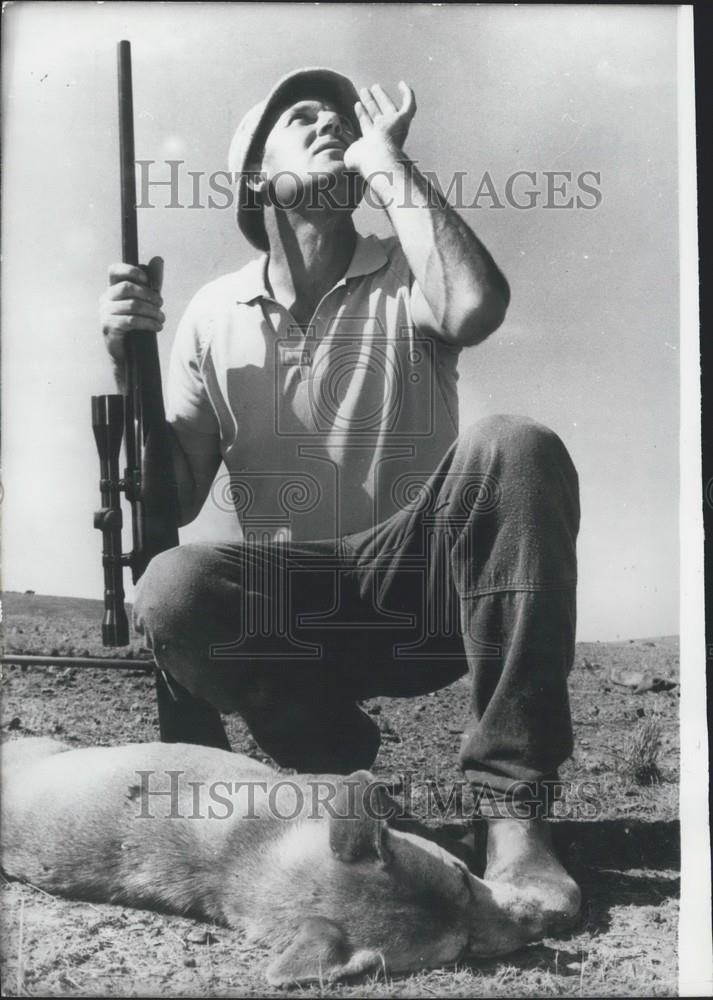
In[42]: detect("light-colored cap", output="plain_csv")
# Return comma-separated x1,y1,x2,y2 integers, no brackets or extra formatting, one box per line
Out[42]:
228,68,360,251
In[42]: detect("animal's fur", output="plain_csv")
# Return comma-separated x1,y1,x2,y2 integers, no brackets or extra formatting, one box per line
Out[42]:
1,738,553,985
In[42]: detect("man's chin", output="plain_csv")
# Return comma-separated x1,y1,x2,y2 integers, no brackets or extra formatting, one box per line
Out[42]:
307,169,364,212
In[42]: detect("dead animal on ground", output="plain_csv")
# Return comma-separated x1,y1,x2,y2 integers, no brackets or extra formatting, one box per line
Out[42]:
2,738,575,985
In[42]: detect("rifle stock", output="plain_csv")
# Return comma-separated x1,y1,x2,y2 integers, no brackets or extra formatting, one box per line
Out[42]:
92,40,179,648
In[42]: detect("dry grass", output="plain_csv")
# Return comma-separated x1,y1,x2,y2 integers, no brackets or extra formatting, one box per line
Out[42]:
614,716,663,786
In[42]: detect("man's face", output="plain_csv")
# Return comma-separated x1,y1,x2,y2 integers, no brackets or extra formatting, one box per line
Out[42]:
258,97,359,210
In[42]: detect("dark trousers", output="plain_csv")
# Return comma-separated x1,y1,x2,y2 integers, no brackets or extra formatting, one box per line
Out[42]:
134,415,580,800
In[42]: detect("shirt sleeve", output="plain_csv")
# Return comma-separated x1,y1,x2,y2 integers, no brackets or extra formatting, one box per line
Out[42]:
165,294,221,439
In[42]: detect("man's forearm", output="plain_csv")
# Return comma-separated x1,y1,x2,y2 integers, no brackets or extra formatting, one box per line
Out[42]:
168,428,200,527
368,152,510,345
112,362,209,527
167,423,223,527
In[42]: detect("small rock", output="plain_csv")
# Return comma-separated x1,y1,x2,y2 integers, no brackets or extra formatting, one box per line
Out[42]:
184,929,218,945
367,704,382,716
636,707,645,718
7,717,21,730
184,958,197,968
414,704,426,713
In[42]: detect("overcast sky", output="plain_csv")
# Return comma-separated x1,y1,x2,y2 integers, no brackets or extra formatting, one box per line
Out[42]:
2,3,684,641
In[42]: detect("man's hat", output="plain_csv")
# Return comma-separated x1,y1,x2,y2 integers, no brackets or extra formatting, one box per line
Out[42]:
228,68,360,251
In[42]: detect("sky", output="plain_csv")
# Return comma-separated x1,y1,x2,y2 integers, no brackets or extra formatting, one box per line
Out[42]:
1,2,684,641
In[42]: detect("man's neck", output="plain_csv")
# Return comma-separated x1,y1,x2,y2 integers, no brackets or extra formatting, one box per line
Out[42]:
265,213,357,329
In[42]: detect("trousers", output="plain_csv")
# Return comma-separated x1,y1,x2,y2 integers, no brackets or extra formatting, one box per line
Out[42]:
133,415,580,801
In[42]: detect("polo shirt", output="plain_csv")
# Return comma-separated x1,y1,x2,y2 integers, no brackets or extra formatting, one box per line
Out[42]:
166,233,461,541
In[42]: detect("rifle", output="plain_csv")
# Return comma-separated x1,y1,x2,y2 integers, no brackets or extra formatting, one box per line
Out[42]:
92,42,228,747
92,40,179,648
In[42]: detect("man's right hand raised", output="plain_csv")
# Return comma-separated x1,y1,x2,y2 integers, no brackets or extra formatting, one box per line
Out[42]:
100,256,165,370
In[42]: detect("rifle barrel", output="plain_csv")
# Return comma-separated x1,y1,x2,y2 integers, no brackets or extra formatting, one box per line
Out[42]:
118,40,139,266
117,39,148,580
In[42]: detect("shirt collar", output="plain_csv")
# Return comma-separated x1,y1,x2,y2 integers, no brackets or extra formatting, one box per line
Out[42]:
233,256,270,304
233,233,389,305
340,232,389,283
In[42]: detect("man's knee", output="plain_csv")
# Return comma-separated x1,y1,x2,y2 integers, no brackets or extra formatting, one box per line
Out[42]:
132,543,226,644
460,414,559,456
459,414,578,482
132,544,252,709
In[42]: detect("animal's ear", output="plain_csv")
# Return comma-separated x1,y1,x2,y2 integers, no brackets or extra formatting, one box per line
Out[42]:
266,916,382,986
329,770,393,864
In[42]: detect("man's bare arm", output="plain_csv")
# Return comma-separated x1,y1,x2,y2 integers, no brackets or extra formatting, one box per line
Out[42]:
168,426,222,527
345,83,510,346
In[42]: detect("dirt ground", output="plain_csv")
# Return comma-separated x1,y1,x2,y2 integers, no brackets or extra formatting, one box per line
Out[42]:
1,592,680,997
